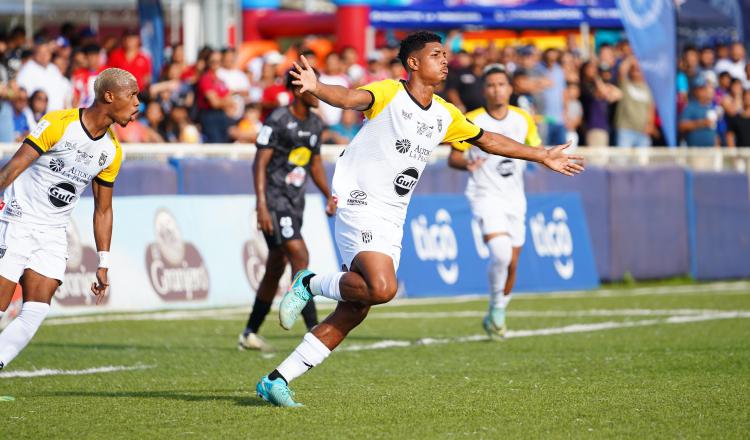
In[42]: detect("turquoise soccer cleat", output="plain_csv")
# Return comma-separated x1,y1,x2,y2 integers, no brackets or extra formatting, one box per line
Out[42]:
483,307,507,340
279,269,314,330
256,375,303,407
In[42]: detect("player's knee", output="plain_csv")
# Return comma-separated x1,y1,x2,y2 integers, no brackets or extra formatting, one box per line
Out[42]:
487,235,512,267
367,278,398,305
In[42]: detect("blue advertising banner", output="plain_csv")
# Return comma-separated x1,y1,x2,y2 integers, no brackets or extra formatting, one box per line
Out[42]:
138,0,165,82
370,0,622,29
396,193,599,297
616,0,677,147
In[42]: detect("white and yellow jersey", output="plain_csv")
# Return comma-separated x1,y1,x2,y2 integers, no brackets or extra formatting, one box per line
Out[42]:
1,108,123,228
333,79,482,225
454,106,542,215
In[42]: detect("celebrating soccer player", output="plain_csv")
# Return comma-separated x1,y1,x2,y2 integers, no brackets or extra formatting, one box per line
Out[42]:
0,68,138,370
238,70,335,351
256,31,584,407
448,64,539,339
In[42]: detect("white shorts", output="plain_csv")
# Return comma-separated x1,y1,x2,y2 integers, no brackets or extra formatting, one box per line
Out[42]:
0,220,67,283
472,202,526,248
334,208,403,272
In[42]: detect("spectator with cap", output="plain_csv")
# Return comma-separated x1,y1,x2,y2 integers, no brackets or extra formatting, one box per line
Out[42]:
727,89,750,147
680,76,719,147
107,29,153,90
196,49,233,143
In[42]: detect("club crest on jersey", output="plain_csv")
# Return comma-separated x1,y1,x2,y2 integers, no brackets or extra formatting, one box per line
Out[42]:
393,167,419,197
75,150,93,165
98,151,108,167
48,181,78,208
395,139,411,154
416,121,434,138
49,158,65,172
436,117,443,132
361,230,372,244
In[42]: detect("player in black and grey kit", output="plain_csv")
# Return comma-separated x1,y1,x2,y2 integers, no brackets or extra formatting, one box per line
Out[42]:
239,70,336,351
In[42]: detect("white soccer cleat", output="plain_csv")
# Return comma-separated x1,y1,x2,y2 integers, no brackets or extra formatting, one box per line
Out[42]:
238,332,274,352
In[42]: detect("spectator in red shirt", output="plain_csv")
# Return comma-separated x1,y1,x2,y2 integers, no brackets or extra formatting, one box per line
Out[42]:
71,44,104,107
107,30,152,90
196,49,233,143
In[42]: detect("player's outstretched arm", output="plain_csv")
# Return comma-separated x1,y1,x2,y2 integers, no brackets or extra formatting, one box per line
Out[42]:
471,131,584,176
309,154,336,216
290,56,372,111
447,148,485,171
91,180,113,305
0,143,41,192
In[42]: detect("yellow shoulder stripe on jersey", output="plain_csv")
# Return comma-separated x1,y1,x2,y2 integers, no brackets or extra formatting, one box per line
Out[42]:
357,79,401,120
509,106,542,147
436,97,483,148
23,108,79,154
95,128,123,187
451,107,487,151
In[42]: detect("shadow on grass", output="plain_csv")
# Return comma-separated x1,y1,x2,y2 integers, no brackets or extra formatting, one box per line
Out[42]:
40,390,269,407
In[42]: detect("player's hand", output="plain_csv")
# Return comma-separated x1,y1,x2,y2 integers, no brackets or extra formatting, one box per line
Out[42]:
90,267,109,305
466,157,486,172
256,206,274,235
325,196,337,217
542,141,585,176
290,55,318,95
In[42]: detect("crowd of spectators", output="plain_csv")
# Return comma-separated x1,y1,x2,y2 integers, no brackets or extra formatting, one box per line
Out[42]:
0,23,748,148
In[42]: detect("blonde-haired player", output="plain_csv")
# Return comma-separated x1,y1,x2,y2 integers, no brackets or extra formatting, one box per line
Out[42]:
449,64,542,338
0,68,138,370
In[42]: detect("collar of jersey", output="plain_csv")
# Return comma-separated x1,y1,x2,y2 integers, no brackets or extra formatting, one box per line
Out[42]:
400,80,432,111
79,108,108,141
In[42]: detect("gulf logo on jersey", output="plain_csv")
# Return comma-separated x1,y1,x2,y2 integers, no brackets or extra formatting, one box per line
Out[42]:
394,168,419,197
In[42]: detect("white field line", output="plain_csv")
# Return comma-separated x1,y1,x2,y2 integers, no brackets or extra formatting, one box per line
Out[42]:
44,307,750,326
340,311,750,352
0,364,154,379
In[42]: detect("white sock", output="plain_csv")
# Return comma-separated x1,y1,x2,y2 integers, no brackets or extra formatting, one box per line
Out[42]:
276,332,331,383
309,273,345,301
486,235,512,309
0,301,50,367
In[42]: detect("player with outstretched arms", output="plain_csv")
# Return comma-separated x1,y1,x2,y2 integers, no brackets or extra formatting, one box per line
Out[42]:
255,32,584,407
238,70,335,351
449,64,540,339
0,68,137,370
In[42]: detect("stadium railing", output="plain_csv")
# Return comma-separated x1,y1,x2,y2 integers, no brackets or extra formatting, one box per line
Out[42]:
2,143,748,174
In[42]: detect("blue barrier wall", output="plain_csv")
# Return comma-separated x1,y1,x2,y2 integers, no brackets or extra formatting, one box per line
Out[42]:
689,171,750,279
82,160,178,197
608,166,690,280
170,158,253,195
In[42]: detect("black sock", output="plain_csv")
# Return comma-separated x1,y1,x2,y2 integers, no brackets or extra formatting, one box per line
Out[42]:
245,299,272,335
301,299,318,330
268,369,287,384
302,274,315,293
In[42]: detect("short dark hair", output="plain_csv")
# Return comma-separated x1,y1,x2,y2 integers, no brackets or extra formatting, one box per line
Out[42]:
398,31,442,69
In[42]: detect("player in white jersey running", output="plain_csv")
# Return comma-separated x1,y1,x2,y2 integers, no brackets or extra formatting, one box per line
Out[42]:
0,68,138,371
255,32,584,407
449,64,539,339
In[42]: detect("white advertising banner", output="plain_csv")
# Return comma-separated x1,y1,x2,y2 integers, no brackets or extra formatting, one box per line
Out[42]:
49,195,339,317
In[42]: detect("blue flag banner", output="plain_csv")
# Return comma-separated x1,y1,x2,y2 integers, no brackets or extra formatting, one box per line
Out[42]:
616,0,677,147
138,0,165,82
